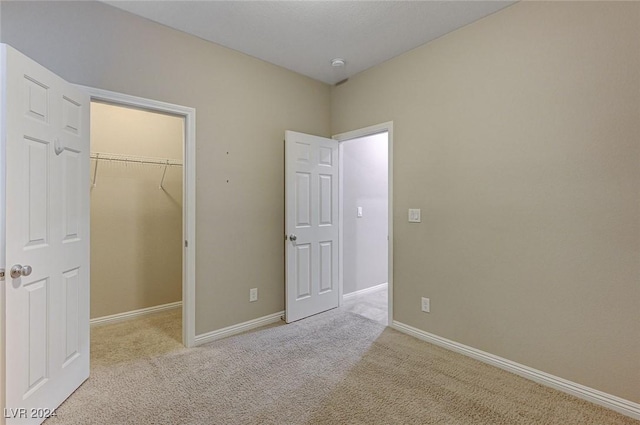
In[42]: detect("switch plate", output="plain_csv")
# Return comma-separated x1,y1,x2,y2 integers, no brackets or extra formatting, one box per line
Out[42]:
408,209,421,223
249,288,258,302
421,297,430,313
357,206,363,218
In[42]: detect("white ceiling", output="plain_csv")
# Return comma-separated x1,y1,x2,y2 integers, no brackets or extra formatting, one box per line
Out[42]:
104,1,515,85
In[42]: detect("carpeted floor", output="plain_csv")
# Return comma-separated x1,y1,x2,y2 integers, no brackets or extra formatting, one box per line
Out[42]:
47,292,638,425
341,286,388,325
90,308,183,368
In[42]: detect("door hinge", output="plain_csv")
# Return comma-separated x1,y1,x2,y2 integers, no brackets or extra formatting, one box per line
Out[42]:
0,268,4,281
185,240,188,248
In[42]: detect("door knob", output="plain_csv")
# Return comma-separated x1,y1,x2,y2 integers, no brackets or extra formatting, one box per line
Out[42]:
10,264,32,278
289,234,297,242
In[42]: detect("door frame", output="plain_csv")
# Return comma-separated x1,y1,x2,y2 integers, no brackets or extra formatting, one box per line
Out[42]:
77,85,197,348
333,122,393,326
0,46,7,422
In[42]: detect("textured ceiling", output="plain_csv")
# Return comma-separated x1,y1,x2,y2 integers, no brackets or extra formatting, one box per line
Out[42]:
104,1,515,85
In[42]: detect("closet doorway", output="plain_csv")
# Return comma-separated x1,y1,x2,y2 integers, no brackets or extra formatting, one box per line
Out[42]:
81,86,196,349
335,122,393,327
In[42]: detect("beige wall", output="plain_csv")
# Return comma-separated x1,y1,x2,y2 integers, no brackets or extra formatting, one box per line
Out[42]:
342,133,388,294
90,102,183,318
2,0,638,410
332,2,640,403
0,1,331,334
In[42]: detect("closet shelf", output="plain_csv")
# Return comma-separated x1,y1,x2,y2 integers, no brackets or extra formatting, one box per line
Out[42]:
90,152,183,189
90,152,182,166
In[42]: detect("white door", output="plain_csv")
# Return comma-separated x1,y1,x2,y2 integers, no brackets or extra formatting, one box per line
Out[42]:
2,45,90,424
285,131,339,323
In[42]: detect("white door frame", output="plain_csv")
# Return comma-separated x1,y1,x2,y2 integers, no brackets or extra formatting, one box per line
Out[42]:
76,85,196,348
333,122,393,326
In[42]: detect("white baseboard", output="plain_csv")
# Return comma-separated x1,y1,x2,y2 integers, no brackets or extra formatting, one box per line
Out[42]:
391,321,640,420
90,301,182,326
343,282,388,300
194,311,284,346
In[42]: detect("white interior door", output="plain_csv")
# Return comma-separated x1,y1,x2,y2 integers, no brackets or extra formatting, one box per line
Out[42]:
2,44,90,424
285,131,339,323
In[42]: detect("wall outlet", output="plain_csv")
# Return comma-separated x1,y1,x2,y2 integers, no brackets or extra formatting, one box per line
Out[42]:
421,297,430,313
249,288,258,302
408,209,421,223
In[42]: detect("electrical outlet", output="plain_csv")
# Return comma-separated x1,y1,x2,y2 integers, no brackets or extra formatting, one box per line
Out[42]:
421,297,430,313
249,288,258,302
408,209,421,223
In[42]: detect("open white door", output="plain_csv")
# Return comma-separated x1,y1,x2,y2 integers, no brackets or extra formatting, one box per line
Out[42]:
285,131,339,323
1,45,90,424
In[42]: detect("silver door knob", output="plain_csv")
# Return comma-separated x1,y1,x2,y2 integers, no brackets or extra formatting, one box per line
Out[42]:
10,264,32,278
289,234,297,242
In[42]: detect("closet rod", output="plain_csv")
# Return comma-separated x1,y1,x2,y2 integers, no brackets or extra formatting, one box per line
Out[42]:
90,152,183,167
90,152,182,189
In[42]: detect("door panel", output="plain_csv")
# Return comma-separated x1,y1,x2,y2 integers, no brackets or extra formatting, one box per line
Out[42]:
319,241,333,293
319,174,333,225
318,146,333,166
285,131,339,323
61,96,81,135
3,44,90,425
25,278,48,394
62,149,81,242
24,76,49,123
24,137,50,247
295,244,312,299
62,268,80,365
295,172,311,227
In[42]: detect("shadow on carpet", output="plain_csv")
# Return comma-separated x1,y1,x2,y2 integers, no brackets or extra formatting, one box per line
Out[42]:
47,309,637,425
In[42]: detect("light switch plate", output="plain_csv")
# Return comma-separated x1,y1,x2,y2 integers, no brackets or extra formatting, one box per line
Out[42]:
408,208,421,223
357,206,363,218
421,297,430,313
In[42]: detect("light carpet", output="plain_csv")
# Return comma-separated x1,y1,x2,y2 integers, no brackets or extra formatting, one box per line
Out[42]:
342,287,388,325
47,307,637,424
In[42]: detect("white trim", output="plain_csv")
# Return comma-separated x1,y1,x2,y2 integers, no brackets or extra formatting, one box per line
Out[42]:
75,85,197,348
337,141,344,306
392,321,640,420
333,122,394,327
342,282,388,300
0,44,7,425
90,302,182,327
194,311,284,346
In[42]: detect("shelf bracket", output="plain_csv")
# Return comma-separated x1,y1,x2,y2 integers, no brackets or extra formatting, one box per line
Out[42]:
92,153,99,187
159,160,169,190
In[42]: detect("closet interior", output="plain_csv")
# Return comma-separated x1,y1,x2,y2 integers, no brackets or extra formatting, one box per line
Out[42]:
89,101,183,341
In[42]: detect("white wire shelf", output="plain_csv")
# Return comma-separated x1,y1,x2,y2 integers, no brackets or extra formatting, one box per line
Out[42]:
90,152,183,189
90,152,183,167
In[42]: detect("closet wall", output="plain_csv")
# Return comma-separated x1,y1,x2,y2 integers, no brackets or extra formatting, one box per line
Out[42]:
90,102,183,319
